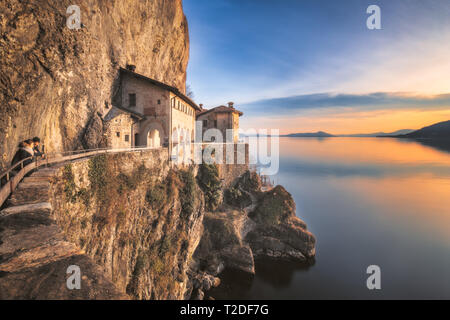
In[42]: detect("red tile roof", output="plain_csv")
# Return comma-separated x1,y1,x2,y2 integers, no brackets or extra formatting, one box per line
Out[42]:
196,105,243,117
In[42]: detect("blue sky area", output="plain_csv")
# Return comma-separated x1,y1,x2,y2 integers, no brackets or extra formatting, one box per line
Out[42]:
183,0,450,133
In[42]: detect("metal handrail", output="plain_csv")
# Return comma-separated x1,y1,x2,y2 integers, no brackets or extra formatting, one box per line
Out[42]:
0,146,158,208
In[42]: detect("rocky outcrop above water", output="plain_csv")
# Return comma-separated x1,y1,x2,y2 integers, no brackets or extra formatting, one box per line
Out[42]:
191,170,316,299
0,0,189,169
247,186,316,260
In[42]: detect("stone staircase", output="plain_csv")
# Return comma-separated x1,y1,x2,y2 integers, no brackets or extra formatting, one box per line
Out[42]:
0,165,127,300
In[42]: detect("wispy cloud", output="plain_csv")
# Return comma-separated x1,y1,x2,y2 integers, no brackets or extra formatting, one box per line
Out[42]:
241,92,450,116
185,0,450,106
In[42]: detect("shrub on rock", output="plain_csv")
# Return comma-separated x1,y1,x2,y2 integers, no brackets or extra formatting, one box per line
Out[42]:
249,185,295,225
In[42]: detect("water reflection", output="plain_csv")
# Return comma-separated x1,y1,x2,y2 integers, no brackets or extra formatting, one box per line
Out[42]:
207,268,254,300
253,258,315,288
411,138,450,154
207,259,315,299
214,137,450,299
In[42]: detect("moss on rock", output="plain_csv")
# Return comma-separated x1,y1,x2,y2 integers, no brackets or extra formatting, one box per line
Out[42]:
249,185,296,226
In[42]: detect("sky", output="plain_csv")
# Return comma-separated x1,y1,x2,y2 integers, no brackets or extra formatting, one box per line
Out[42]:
183,0,450,134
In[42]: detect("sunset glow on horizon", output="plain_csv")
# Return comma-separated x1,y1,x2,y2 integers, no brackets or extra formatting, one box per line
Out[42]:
241,105,450,135
185,0,450,134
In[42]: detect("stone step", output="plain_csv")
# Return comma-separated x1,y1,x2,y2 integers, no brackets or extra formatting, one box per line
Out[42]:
30,168,58,177
17,181,50,189
0,221,62,256
8,185,50,205
0,202,52,217
0,240,82,273
8,193,50,206
23,176,51,183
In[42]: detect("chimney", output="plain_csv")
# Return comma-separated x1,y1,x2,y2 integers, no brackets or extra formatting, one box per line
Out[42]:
126,64,136,72
199,104,203,109
228,102,234,108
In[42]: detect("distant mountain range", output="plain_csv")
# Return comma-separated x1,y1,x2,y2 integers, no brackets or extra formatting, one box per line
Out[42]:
281,129,416,138
339,129,415,137
389,120,450,139
282,131,334,137
241,121,450,139
240,131,335,137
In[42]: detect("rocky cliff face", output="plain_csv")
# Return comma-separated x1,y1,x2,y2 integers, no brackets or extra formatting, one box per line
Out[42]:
49,151,204,300
0,0,189,169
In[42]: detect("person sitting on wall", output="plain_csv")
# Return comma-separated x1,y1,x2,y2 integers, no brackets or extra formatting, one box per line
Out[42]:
10,139,35,172
32,137,44,158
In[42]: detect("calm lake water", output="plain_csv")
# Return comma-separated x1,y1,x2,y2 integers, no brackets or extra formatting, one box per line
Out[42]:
211,137,450,299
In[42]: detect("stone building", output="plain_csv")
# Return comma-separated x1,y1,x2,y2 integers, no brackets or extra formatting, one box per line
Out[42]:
106,66,201,150
103,106,144,149
196,102,243,143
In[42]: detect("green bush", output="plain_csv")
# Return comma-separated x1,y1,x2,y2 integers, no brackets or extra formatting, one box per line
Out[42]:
145,183,168,210
197,164,222,211
203,214,241,249
237,170,262,193
179,169,196,217
63,164,77,203
250,185,295,225
88,155,110,204
225,186,252,208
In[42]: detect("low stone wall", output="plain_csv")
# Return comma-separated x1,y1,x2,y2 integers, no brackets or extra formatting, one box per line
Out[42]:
182,143,249,188
216,143,249,188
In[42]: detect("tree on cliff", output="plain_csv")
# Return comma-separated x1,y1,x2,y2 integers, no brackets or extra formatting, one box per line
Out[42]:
186,85,194,99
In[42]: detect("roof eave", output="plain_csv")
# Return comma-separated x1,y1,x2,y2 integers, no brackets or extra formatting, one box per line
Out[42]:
111,104,145,120
196,109,244,118
119,68,201,111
